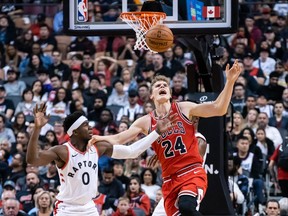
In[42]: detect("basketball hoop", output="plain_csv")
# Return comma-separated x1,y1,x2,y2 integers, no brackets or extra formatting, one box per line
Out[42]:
120,12,166,52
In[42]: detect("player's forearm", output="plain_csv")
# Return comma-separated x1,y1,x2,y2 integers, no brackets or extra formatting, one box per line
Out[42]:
213,80,234,115
26,127,42,164
111,131,159,159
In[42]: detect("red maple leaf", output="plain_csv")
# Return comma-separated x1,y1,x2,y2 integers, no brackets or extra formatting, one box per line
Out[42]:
208,9,214,14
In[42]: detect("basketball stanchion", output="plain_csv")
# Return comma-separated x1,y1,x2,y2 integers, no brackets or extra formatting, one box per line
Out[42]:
120,11,166,53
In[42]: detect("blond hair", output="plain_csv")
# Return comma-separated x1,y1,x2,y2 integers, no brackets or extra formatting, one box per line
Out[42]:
150,75,170,93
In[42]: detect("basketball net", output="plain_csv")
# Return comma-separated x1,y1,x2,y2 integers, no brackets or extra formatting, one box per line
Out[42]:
120,12,166,52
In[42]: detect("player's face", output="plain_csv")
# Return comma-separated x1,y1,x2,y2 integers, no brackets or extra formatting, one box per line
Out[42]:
77,121,93,140
151,81,171,103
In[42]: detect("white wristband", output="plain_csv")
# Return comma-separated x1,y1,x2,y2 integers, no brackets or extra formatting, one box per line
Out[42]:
112,130,159,159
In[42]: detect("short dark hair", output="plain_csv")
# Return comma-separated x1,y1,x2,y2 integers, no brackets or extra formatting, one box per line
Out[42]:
112,79,124,87
140,168,157,185
63,111,84,133
103,166,114,175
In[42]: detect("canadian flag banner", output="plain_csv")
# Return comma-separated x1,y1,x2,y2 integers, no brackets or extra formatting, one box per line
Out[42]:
202,6,221,18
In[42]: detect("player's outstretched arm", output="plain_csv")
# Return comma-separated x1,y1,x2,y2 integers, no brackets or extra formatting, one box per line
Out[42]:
26,103,63,166
96,113,178,158
180,59,241,117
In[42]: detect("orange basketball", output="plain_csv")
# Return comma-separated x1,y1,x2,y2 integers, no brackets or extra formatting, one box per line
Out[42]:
145,24,174,53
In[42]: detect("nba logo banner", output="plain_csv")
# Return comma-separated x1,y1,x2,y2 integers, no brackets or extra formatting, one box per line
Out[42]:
77,0,88,22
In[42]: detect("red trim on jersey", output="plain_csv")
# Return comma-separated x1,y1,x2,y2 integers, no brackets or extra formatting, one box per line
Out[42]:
59,145,69,170
162,163,202,180
53,200,63,215
68,141,87,155
175,102,193,125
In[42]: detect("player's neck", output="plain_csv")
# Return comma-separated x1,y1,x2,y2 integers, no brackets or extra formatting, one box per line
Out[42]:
70,137,87,152
154,101,171,117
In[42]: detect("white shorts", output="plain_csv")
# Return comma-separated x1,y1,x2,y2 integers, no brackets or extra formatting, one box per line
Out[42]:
152,198,166,216
54,200,99,216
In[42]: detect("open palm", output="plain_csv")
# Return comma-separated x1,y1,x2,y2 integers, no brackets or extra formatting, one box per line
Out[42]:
225,59,241,83
33,103,50,128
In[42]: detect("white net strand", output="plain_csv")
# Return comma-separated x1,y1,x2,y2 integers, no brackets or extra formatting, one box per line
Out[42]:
120,12,165,52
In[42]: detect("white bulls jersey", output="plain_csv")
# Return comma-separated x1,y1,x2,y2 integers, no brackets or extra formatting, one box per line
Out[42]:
56,142,99,205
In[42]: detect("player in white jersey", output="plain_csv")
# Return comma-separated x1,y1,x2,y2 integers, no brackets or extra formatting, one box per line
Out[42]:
149,116,208,216
26,103,177,216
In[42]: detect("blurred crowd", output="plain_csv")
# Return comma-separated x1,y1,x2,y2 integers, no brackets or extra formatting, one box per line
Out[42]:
0,0,288,215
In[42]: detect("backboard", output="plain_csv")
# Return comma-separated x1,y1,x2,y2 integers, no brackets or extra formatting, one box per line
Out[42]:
63,0,238,36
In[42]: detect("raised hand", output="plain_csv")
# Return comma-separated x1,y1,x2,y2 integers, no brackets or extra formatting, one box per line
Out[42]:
33,103,50,129
87,135,101,149
155,112,178,134
225,59,241,83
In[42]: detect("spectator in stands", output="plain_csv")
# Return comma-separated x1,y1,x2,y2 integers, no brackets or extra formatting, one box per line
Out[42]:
87,96,106,123
107,79,129,107
275,60,287,88
135,51,153,77
11,112,27,136
99,167,125,209
15,29,34,56
0,114,15,143
36,69,52,94
152,53,173,79
243,52,265,92
163,48,184,74
47,74,63,103
230,43,246,63
37,23,57,54
116,89,143,123
121,68,137,93
94,56,118,87
124,156,143,178
53,2,63,34
112,196,136,216
171,74,188,102
3,42,21,68
48,50,71,82
0,85,15,119
14,88,36,116
16,172,40,213
53,121,67,145
256,95,274,118
279,197,288,215
173,44,191,67
4,68,26,96
46,87,69,119
0,190,16,211
19,43,53,75
64,64,89,90
230,111,245,147
0,14,16,44
257,71,285,104
68,36,96,55
244,15,262,45
26,120,53,138
0,139,12,166
117,36,140,62
242,95,260,119
282,89,288,116
15,131,30,154
31,80,48,103
45,130,59,148
243,108,259,131
262,26,284,60
83,76,107,112
257,112,283,148
269,101,288,132
15,164,38,192
264,199,280,216
21,54,44,77
233,136,266,212
126,175,150,216
143,100,155,115
118,121,129,133
140,168,161,202
112,159,130,190
94,108,117,135
276,15,288,51
29,191,53,216
255,127,275,173
141,65,155,85
255,5,272,33
232,83,246,112
8,152,25,183
230,26,256,53
253,47,276,84
269,144,288,198
40,161,59,191
2,198,26,216
30,13,47,39
81,51,95,78
137,84,150,106
70,88,88,114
